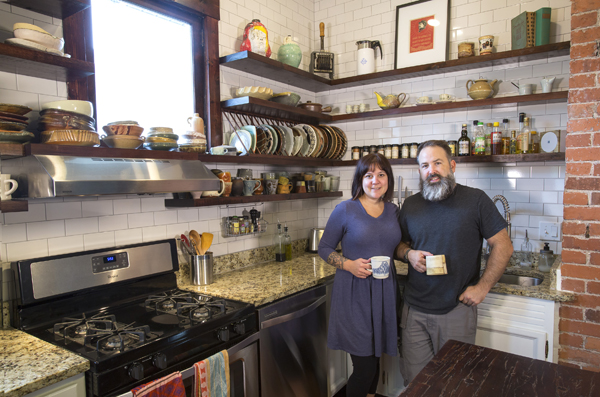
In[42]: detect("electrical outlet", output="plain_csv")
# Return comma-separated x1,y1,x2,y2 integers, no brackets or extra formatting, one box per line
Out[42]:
539,222,561,241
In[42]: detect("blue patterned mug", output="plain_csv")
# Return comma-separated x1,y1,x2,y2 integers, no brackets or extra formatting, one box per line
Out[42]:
370,256,390,279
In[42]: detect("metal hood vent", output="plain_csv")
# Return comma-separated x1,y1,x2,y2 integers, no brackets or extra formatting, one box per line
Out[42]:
1,155,221,198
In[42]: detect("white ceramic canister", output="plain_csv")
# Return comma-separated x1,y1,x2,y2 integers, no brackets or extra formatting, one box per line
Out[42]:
356,40,382,75
187,113,204,133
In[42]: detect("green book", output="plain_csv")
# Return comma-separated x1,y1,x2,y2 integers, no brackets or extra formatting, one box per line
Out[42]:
511,11,536,50
535,7,551,46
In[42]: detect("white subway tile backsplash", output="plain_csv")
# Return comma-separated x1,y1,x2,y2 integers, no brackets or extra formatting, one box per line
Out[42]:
1,224,27,243
544,204,564,217
82,200,113,217
142,226,167,241
16,74,57,96
48,236,84,256
98,215,129,232
113,199,141,215
65,218,99,236
6,240,49,261
516,179,545,191
46,202,82,220
545,178,565,191
4,203,46,224
27,220,65,240
128,212,154,229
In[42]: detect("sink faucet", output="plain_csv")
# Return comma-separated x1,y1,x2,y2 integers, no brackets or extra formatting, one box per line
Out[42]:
492,195,511,240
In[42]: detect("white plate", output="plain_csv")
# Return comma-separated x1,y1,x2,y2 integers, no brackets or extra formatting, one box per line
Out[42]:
5,38,70,57
297,124,318,157
280,126,295,156
229,129,253,155
291,126,308,156
240,125,257,153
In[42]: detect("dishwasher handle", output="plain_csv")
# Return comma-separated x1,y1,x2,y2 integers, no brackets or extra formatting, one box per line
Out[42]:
260,295,326,330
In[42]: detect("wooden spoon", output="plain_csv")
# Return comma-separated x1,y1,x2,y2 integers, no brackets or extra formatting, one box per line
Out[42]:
200,233,214,255
189,230,201,255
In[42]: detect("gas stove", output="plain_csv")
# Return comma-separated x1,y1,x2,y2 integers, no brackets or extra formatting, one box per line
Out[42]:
11,240,257,397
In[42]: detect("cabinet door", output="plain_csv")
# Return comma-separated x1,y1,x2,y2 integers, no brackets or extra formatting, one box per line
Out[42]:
376,352,406,397
476,317,547,360
25,373,85,397
327,348,347,396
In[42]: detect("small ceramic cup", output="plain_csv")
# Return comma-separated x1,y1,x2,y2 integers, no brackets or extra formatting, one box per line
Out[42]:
278,176,290,186
417,96,430,104
323,176,331,192
359,103,366,112
518,84,533,95
253,179,264,195
237,168,253,180
353,105,359,113
0,174,18,201
370,256,390,279
439,93,451,101
243,179,261,196
479,35,494,55
276,182,293,194
346,104,353,114
295,180,306,193
222,182,233,197
265,178,278,195
231,178,244,196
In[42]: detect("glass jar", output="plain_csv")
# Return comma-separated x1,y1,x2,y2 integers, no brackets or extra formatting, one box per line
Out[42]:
362,146,369,157
232,216,240,235
352,146,360,160
447,140,457,156
409,142,419,158
384,144,392,159
377,145,385,156
391,144,399,159
401,143,409,159
369,145,377,154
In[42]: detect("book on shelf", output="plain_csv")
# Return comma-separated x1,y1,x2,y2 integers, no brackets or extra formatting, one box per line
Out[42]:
511,11,536,50
535,7,551,46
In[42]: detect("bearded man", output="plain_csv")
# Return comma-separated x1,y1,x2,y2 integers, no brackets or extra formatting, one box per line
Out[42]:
395,140,513,383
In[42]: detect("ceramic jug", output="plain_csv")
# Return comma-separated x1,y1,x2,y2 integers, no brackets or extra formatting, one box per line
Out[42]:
187,113,204,133
277,35,302,68
374,92,409,109
540,76,556,93
356,40,382,75
466,78,498,100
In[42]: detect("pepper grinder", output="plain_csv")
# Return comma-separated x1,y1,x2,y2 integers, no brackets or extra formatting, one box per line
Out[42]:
250,208,258,231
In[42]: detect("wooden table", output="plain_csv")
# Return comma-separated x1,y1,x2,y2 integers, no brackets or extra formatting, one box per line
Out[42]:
401,340,600,396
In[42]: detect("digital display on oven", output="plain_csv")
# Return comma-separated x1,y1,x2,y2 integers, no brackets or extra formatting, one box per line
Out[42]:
92,252,129,273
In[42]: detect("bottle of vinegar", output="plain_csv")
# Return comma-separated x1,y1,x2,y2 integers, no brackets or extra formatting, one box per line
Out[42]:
491,122,502,155
458,123,470,156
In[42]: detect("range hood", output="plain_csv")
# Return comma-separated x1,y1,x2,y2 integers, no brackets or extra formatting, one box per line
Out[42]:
1,155,221,198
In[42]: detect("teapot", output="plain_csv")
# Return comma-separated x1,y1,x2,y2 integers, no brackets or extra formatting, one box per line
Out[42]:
466,78,498,100
540,76,556,93
374,92,409,110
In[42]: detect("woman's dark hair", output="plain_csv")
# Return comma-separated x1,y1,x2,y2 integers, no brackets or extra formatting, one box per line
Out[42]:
351,153,395,201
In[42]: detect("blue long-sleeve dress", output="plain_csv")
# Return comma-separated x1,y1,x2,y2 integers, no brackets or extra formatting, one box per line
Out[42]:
318,199,402,357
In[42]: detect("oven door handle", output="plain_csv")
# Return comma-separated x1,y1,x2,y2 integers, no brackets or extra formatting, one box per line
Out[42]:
260,295,326,330
227,331,260,356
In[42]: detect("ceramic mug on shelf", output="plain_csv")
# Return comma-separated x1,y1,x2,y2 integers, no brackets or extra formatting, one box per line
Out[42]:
231,178,244,196
202,179,225,197
253,179,264,195
222,182,233,197
265,178,278,195
243,179,261,196
518,84,533,95
0,174,18,201
439,93,451,101
276,181,293,194
479,35,494,55
417,96,430,104
237,168,253,180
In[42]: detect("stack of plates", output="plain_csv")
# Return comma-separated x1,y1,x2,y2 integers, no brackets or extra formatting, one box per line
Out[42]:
226,124,347,159
143,127,179,151
6,23,69,58
0,103,34,144
39,107,99,147
178,131,207,153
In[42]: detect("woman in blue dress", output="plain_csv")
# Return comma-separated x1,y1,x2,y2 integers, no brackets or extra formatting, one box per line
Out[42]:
319,153,402,397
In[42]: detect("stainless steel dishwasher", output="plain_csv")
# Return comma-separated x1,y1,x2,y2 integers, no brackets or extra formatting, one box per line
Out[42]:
258,284,328,397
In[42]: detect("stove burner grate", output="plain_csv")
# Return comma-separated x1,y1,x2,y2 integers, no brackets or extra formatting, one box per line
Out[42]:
144,291,196,313
88,323,152,353
53,313,117,341
176,297,230,323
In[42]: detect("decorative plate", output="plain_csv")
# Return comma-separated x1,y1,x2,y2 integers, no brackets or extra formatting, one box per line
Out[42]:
322,125,338,159
280,126,295,156
312,126,326,158
270,125,284,155
0,103,32,116
291,126,308,157
234,86,274,101
229,129,253,155
0,130,34,143
331,126,348,160
298,124,317,157
0,120,28,131
5,38,69,57
254,126,269,154
240,125,257,153
261,125,278,155
0,115,28,124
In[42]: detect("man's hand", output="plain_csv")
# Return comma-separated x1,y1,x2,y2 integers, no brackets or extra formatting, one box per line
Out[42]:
459,284,487,306
407,249,433,273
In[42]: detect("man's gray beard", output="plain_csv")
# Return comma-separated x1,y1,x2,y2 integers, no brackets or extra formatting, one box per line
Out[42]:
420,172,456,202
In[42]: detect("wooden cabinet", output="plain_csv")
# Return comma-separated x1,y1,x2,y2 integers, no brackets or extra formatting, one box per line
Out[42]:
475,292,558,362
23,373,85,397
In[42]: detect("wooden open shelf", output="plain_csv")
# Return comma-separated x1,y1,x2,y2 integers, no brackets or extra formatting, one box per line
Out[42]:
0,43,94,82
0,199,28,213
220,42,570,93
340,152,565,166
165,191,343,207
221,96,332,124
0,143,27,159
198,153,345,167
6,0,90,19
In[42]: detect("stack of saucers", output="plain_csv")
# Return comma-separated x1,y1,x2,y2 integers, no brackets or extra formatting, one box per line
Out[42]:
178,131,207,153
143,127,179,151
0,103,34,144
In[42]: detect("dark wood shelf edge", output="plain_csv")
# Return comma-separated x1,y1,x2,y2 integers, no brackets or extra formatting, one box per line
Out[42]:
6,0,91,19
165,191,343,207
0,142,26,159
0,199,28,213
198,153,344,166
0,43,95,75
330,92,569,122
221,97,333,123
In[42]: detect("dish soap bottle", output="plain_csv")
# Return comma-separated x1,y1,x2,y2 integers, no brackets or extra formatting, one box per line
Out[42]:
283,225,292,260
520,230,533,270
538,243,554,273
273,221,285,262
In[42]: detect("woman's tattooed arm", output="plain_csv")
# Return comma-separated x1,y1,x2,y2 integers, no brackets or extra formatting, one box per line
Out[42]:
327,251,347,269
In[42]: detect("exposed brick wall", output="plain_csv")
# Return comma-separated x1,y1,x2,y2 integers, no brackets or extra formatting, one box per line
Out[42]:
561,0,600,372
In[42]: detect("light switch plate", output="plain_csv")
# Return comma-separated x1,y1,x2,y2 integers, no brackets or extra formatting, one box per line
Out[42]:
539,222,561,241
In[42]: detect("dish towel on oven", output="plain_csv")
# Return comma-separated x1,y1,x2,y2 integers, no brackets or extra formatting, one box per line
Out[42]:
193,350,230,397
131,371,185,397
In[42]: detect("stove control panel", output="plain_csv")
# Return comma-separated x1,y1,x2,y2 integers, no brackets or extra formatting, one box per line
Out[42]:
92,252,129,273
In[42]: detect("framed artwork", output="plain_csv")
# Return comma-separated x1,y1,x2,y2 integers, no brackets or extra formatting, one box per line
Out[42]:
394,0,450,69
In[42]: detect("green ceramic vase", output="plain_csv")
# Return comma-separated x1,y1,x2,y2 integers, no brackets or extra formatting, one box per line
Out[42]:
277,35,302,68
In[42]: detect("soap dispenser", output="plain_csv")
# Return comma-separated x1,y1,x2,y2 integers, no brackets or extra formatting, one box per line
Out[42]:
538,243,554,273
519,230,533,270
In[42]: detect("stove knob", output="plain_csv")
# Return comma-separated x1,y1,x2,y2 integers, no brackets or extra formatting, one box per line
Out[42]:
217,327,230,341
128,362,144,380
153,353,168,369
233,322,245,335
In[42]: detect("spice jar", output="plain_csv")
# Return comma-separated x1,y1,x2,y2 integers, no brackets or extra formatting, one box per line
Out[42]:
409,142,419,158
391,144,399,159
377,145,385,156
447,140,457,156
362,146,369,157
384,144,392,159
401,143,409,159
352,146,360,160
369,145,377,154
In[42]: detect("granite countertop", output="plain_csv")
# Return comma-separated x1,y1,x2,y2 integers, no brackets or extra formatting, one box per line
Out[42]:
178,252,573,306
0,328,89,397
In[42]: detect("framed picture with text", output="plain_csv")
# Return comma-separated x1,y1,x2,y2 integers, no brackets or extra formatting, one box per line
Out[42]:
394,0,450,69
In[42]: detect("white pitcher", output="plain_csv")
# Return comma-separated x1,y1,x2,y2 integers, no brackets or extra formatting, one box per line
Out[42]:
540,76,556,93
187,113,205,133
356,40,382,75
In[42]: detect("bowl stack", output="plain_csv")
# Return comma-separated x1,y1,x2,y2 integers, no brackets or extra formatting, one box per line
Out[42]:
7,23,67,57
0,103,34,144
178,131,207,153
143,127,179,151
39,100,99,146
101,121,144,149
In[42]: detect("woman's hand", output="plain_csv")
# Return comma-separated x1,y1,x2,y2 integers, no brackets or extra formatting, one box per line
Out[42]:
346,258,373,278
407,250,432,273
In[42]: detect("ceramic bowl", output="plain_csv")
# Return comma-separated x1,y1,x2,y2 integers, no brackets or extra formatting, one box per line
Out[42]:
102,124,144,137
269,92,301,107
143,141,178,151
41,129,100,146
41,100,93,117
101,135,144,149
234,86,273,100
13,27,65,51
39,109,95,132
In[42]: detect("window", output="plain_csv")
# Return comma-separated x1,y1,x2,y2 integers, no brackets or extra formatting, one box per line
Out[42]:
91,0,194,132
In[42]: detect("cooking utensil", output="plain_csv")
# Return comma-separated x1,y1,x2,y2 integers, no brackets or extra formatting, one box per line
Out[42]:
200,233,214,255
180,234,193,254
189,230,201,255
297,102,332,113
310,22,334,79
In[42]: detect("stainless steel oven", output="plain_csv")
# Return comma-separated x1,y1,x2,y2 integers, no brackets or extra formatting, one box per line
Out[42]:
228,332,260,397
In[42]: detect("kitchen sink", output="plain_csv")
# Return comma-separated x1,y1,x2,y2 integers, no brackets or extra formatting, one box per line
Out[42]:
496,274,543,287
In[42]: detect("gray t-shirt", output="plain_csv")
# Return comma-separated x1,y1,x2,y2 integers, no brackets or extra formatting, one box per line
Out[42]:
398,184,507,314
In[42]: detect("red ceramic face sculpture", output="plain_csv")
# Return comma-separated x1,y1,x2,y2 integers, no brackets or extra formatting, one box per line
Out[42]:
240,19,271,58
